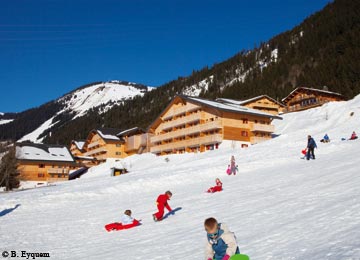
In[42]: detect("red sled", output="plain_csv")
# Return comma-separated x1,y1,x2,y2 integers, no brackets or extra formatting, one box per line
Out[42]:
207,186,223,193
301,149,307,155
105,219,140,232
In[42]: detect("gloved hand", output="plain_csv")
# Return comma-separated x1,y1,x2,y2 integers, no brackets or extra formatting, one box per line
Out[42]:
222,255,230,260
169,210,175,215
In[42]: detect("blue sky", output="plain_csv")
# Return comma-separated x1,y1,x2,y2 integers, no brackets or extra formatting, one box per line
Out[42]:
0,0,330,112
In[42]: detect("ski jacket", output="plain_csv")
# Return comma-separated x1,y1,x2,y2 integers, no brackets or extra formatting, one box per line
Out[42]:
120,214,134,225
205,223,239,260
307,138,317,149
156,194,172,211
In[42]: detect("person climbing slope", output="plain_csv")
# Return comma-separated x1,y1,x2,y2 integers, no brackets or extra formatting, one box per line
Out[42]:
230,156,238,175
153,191,173,222
306,135,317,160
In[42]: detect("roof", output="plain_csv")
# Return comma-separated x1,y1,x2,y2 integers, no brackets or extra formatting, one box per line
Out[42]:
148,95,282,130
117,127,146,137
16,143,75,163
282,87,346,103
71,140,86,150
217,95,285,107
181,95,282,119
94,128,122,141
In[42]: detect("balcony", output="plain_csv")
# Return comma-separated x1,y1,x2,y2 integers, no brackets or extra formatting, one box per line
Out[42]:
161,113,202,130
251,124,275,133
48,168,69,174
251,136,272,144
124,134,149,152
84,146,107,156
150,134,222,153
87,141,101,149
162,104,201,120
151,120,222,143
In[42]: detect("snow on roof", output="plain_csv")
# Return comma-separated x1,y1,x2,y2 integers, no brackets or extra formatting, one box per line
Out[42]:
217,95,285,107
16,143,75,162
282,87,345,102
117,127,145,137
183,96,282,119
73,141,85,150
96,128,121,141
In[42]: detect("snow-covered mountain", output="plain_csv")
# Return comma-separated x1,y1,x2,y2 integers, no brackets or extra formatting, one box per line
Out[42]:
1,96,360,259
16,81,154,143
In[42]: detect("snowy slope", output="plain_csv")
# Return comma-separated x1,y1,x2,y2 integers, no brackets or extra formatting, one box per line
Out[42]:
1,96,360,260
18,81,154,143
0,119,13,125
58,81,154,119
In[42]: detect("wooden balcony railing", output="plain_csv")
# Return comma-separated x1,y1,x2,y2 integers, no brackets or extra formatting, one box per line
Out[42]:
151,120,222,143
251,124,275,133
150,134,222,153
161,113,202,130
84,147,107,156
251,136,272,144
87,141,101,149
47,168,69,174
162,104,201,120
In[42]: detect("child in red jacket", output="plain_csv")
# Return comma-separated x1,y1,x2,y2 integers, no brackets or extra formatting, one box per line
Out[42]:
207,178,223,193
153,191,172,221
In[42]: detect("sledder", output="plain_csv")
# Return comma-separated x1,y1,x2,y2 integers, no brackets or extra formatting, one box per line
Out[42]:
207,178,223,193
105,210,140,232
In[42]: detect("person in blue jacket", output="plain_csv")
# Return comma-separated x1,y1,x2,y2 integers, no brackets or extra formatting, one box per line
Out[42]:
307,135,317,160
204,217,240,260
320,133,330,143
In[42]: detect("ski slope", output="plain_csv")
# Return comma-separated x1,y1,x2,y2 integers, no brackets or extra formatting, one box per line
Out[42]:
1,96,360,260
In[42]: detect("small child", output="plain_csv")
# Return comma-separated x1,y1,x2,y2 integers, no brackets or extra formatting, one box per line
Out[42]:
121,209,134,225
204,217,240,260
153,191,173,222
104,210,139,232
207,178,223,193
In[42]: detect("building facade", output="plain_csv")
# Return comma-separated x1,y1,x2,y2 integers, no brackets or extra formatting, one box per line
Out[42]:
81,128,125,164
16,143,77,182
148,95,281,156
217,95,285,115
282,87,346,112
71,127,150,165
117,127,152,156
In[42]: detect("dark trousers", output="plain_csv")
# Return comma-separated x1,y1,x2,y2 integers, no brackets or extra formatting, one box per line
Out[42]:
307,147,315,160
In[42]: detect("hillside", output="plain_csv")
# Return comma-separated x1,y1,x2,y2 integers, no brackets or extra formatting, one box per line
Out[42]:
0,81,153,143
1,96,360,259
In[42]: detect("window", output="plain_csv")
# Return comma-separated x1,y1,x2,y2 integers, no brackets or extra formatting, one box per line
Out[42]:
242,119,248,124
241,131,248,137
38,173,45,178
241,144,249,148
39,164,45,168
116,152,121,156
116,144,121,147
58,174,62,178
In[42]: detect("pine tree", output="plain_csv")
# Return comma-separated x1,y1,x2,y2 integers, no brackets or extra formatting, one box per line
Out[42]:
0,147,20,191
